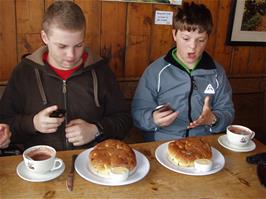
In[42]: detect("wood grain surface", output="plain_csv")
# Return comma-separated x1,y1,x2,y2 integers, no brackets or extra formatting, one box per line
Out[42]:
1,0,265,81
0,134,265,199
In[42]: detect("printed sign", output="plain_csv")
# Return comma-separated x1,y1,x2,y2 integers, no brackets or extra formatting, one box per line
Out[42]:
155,11,173,25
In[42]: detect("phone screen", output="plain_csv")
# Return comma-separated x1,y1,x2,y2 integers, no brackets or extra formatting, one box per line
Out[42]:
50,109,66,118
155,104,173,112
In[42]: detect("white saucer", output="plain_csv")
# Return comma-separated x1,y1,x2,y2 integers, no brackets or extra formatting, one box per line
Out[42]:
16,161,65,182
218,134,256,152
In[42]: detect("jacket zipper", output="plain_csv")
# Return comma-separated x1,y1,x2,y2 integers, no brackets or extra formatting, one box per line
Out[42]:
186,76,194,137
62,80,72,150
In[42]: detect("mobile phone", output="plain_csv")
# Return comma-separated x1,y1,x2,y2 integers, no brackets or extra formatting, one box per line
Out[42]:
50,109,66,118
155,104,173,112
246,153,266,164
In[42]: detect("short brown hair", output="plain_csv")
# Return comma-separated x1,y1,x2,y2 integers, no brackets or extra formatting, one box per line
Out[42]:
42,1,86,34
173,2,213,35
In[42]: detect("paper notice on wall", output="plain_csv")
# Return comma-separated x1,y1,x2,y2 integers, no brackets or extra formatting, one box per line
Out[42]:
155,11,173,25
169,0,182,5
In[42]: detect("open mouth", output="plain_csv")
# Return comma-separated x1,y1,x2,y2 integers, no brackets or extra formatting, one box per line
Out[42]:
188,52,196,59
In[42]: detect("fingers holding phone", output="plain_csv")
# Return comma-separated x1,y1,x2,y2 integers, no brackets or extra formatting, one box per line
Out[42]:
50,109,66,118
155,104,173,113
153,104,179,127
33,105,65,133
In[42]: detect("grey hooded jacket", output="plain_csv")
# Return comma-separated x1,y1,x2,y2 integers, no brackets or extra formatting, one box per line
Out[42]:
132,47,234,141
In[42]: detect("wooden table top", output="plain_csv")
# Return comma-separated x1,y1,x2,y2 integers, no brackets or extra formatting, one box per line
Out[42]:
0,134,265,199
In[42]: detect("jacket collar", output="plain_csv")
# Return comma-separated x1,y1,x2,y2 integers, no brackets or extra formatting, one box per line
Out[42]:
24,46,103,69
164,47,216,73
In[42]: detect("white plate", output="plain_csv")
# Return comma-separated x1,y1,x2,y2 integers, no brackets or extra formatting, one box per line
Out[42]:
155,142,225,176
16,161,65,182
218,134,256,152
75,148,150,186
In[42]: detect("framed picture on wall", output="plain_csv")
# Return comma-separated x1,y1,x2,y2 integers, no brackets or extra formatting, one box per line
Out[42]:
226,0,266,46
101,0,182,5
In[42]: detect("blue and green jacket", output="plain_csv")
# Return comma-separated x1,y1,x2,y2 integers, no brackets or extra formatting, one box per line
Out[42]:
132,47,235,141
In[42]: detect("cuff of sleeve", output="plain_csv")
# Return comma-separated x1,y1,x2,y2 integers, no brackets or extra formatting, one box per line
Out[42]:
20,114,36,134
93,121,105,142
210,113,218,127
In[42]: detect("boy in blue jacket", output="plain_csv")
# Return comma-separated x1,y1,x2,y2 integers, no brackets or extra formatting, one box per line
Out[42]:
132,2,234,141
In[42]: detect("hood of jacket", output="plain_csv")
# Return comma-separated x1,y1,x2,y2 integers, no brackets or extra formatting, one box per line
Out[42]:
24,46,103,70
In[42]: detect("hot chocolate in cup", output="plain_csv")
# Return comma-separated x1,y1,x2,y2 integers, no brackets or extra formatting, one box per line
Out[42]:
23,145,63,174
226,125,255,147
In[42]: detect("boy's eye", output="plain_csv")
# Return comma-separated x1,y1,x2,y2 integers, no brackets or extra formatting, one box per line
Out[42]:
75,43,84,48
198,39,206,42
58,45,66,48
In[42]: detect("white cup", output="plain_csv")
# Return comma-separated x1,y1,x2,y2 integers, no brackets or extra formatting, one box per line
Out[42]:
226,125,255,147
23,145,63,174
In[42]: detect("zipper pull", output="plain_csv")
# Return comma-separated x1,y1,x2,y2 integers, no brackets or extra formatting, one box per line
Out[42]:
193,81,197,90
191,77,197,90
63,80,67,94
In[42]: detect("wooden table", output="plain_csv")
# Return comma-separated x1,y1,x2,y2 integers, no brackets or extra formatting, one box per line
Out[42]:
0,134,265,199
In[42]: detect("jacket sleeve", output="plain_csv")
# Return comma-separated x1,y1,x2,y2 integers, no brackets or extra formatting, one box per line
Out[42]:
131,66,159,131
0,65,37,144
210,64,235,133
95,65,132,140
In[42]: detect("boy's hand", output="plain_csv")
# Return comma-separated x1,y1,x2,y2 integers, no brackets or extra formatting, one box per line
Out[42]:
187,96,216,129
153,108,179,127
65,119,98,146
0,124,11,149
33,105,65,133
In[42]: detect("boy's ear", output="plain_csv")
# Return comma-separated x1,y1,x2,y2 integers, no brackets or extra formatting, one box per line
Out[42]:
41,30,48,44
172,29,177,42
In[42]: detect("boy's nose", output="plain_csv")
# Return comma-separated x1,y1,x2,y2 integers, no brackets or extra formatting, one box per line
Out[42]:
66,49,75,58
189,41,196,49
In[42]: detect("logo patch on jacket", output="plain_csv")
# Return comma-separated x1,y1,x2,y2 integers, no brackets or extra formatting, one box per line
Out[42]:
204,84,215,94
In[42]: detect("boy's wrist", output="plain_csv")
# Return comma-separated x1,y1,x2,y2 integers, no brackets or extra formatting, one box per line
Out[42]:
93,121,104,140
209,113,218,127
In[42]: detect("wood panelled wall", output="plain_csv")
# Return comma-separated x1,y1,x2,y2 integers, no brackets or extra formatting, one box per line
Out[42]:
0,0,266,143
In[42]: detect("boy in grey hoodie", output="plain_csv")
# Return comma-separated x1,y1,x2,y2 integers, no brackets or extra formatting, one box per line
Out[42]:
0,1,132,150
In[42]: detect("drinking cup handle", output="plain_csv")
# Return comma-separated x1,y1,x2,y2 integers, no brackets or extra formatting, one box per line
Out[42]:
250,131,255,139
50,158,63,171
